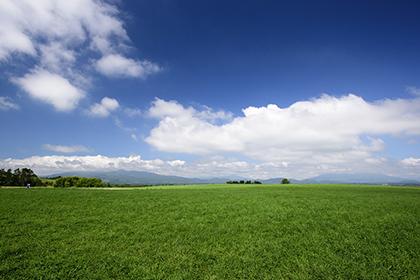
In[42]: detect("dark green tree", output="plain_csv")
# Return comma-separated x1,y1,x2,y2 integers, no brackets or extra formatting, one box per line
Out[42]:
0,168,42,186
281,178,290,184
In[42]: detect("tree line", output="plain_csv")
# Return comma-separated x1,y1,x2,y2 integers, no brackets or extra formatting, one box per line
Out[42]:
226,180,262,184
0,168,109,188
0,167,292,187
54,176,109,188
0,168,43,186
226,178,291,184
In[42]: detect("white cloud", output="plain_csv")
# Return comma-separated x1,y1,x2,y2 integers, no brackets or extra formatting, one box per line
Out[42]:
364,157,387,165
0,96,19,110
400,157,420,167
39,42,76,72
0,154,270,178
95,54,161,78
146,95,420,166
43,144,91,154
1,154,419,180
167,160,186,167
1,0,159,111
0,155,166,176
0,0,127,62
148,98,233,122
13,69,84,111
88,97,119,117
196,108,233,122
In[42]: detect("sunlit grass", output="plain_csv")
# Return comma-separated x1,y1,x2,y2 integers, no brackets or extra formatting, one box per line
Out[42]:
1,184,419,279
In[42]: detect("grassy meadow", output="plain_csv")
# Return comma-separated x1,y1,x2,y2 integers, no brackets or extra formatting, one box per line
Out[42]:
0,184,419,279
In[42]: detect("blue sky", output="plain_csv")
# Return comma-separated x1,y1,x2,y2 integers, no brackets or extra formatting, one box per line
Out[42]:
1,0,420,178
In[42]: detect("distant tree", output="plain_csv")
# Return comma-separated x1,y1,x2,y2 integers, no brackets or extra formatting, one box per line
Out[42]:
245,180,252,184
281,178,290,184
0,169,14,186
239,180,245,184
253,181,262,184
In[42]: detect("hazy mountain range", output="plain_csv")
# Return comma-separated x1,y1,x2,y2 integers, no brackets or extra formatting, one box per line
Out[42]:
47,170,229,185
46,170,420,186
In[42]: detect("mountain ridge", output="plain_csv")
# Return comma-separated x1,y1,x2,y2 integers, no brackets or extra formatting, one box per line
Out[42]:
46,170,420,185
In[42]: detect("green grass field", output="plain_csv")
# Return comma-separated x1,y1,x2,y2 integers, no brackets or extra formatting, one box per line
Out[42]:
1,184,419,279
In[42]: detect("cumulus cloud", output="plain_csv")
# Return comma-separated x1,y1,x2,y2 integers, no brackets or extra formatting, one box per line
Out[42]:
400,157,420,167
0,0,160,111
148,98,233,122
146,94,420,166
13,69,84,111
88,97,119,117
43,144,91,154
95,54,161,78
0,96,19,110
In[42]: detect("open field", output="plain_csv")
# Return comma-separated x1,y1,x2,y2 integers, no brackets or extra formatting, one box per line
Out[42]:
0,184,419,279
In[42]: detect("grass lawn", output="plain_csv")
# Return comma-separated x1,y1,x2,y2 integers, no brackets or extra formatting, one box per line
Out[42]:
0,184,419,279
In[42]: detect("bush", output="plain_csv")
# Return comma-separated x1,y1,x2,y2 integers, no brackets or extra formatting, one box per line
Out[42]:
281,178,290,184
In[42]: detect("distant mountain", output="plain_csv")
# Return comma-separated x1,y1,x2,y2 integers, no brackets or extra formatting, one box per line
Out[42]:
300,173,420,185
46,170,420,186
260,177,300,184
47,170,229,185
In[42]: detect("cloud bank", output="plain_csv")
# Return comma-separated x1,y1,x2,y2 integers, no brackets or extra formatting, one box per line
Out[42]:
146,94,420,168
1,154,419,180
0,155,166,176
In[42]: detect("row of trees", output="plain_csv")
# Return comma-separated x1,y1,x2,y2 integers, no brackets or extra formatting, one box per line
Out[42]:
226,178,291,184
226,180,262,184
54,176,109,188
0,168,43,186
0,168,108,188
